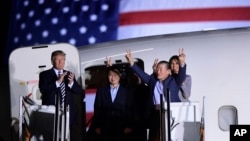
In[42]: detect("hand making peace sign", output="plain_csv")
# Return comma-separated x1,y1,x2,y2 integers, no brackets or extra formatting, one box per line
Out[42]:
178,48,186,66
106,56,112,67
125,49,134,66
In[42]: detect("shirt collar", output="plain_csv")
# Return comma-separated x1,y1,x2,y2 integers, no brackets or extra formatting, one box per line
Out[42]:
53,68,63,76
110,84,120,89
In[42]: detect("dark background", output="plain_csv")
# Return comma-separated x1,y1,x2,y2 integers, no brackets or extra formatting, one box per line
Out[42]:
1,1,17,140
0,2,85,141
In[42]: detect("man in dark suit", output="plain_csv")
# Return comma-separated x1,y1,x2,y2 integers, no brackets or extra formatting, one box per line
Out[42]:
39,50,83,140
125,49,187,141
92,65,133,141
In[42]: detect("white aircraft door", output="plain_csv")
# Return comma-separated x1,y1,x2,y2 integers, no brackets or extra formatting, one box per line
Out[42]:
8,43,83,139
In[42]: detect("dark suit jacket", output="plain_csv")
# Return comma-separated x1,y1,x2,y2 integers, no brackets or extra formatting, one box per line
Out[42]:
39,68,83,125
130,64,186,106
92,84,133,141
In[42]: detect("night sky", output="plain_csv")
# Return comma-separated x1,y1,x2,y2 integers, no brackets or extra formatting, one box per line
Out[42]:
1,1,12,67
0,1,13,141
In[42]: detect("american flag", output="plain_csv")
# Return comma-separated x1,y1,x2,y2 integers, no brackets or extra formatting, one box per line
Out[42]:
119,0,250,39
6,0,250,125
6,0,250,60
6,0,119,61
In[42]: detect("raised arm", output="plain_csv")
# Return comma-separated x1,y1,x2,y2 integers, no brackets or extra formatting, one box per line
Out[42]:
125,49,152,84
105,56,112,67
179,48,186,67
175,48,187,85
152,58,158,73
125,49,135,66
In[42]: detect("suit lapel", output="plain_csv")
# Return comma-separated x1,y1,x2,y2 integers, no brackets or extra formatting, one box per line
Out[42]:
49,68,58,80
112,86,123,103
106,86,113,103
112,87,118,103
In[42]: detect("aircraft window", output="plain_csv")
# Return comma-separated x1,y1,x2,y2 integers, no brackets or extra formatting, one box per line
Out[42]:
218,105,238,131
85,58,144,89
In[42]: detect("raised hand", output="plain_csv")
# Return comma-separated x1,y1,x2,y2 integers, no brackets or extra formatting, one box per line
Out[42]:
106,56,112,67
125,49,134,66
152,58,158,73
178,48,186,66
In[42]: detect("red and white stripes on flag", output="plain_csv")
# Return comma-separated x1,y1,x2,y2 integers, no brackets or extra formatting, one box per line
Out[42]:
85,89,96,124
118,0,250,40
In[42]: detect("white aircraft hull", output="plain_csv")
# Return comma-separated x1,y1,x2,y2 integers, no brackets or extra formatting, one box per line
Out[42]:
9,27,250,140
78,27,250,141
